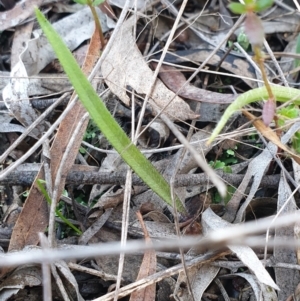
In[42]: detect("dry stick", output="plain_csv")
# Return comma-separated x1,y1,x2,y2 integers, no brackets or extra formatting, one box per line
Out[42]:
2,212,300,267
169,40,212,299
169,19,213,289
0,92,70,164
50,264,69,301
39,233,52,301
113,3,138,297
113,170,132,301
113,1,190,297
48,113,89,245
293,0,300,11
92,251,228,301
4,165,291,188
43,139,53,207
274,0,299,13
170,134,197,301
68,262,119,282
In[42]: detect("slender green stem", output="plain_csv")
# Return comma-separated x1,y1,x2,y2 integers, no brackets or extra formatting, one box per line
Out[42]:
207,86,300,145
87,2,105,48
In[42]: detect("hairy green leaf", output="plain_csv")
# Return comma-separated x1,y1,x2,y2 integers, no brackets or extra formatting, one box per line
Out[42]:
207,86,300,145
35,8,185,213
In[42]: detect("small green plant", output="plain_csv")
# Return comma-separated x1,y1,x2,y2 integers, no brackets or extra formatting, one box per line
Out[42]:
237,31,250,51
83,119,99,141
209,148,238,203
209,147,238,173
37,180,82,235
207,0,300,145
277,104,300,127
35,9,186,213
80,119,100,154
228,30,250,51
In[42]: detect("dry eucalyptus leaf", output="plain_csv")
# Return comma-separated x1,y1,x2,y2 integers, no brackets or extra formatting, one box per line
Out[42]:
202,208,279,290
0,265,42,301
3,60,47,138
153,62,234,104
243,110,300,165
24,7,108,76
130,220,177,240
221,273,277,301
174,264,220,301
54,260,84,301
11,22,34,69
159,49,256,89
129,212,156,301
101,17,198,121
138,119,170,148
2,7,109,138
0,0,52,31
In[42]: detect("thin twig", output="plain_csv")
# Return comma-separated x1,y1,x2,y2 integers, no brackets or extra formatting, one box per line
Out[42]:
1,212,300,267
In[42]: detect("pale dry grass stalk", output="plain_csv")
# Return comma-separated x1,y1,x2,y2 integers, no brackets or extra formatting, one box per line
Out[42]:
1,211,300,267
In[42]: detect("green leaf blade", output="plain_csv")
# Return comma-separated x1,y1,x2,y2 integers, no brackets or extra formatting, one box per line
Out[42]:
92,0,105,6
34,8,185,213
255,0,274,12
73,0,88,5
228,2,247,14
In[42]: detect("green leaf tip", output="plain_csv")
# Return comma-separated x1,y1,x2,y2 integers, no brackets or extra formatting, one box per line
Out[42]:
34,8,186,213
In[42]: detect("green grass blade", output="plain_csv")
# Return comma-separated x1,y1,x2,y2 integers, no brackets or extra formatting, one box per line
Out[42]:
37,180,83,235
35,8,185,213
